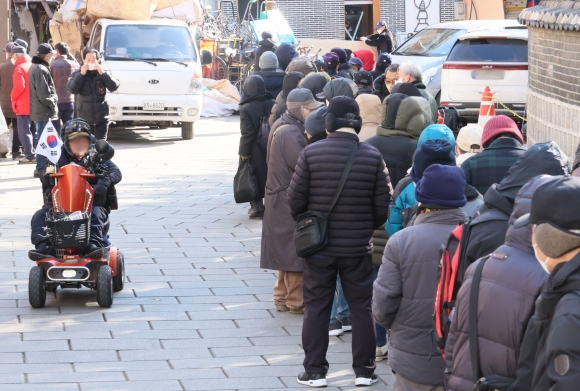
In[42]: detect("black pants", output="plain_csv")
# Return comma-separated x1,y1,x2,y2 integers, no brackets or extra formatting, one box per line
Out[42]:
31,206,110,249
93,122,109,140
52,102,75,135
302,253,376,376
8,117,21,154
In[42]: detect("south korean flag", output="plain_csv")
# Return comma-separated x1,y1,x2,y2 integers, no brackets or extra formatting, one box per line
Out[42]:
36,122,63,164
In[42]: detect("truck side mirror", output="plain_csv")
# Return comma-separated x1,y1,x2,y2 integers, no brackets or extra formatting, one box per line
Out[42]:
95,139,115,160
201,50,212,66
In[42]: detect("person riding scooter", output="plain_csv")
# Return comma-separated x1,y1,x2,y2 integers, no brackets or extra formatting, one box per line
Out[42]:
31,118,121,258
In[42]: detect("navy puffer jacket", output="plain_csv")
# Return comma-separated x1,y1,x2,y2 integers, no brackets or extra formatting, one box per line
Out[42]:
288,131,392,257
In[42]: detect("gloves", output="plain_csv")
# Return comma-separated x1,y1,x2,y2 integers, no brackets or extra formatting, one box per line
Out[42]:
241,156,250,161
93,178,111,207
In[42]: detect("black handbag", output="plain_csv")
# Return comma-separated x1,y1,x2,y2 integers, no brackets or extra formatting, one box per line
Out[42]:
470,256,516,391
294,142,359,258
233,159,260,204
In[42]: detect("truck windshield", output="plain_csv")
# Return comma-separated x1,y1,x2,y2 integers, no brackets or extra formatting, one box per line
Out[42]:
394,28,466,57
104,25,197,62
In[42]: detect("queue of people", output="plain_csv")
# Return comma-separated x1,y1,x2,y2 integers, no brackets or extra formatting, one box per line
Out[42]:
238,28,580,390
0,40,119,176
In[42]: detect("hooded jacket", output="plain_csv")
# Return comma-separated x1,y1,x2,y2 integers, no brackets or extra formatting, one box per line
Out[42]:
356,93,381,142
299,73,327,103
239,75,274,198
373,74,389,103
337,62,355,80
512,252,580,391
268,72,303,127
67,69,120,125
11,55,32,116
274,43,298,72
463,141,571,268
255,38,277,72
288,130,392,257
286,57,314,75
370,53,391,81
365,28,394,55
365,92,428,188
353,49,376,72
29,56,58,122
444,176,552,391
253,67,285,101
412,79,438,121
260,104,307,272
373,208,467,386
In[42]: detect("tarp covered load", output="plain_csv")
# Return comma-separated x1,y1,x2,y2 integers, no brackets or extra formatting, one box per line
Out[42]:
86,0,161,21
152,1,203,24
201,79,240,118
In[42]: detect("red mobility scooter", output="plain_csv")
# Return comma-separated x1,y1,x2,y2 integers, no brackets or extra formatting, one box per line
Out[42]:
28,140,125,308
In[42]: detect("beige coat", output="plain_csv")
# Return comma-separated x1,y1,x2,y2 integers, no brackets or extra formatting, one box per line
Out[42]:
356,93,381,142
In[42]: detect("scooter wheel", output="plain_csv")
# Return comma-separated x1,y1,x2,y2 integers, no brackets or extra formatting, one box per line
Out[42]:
96,265,113,308
113,252,125,292
29,266,46,308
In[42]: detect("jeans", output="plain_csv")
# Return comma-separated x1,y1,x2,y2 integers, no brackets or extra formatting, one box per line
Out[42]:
35,121,50,171
17,116,35,160
53,102,75,135
330,274,350,324
374,266,388,347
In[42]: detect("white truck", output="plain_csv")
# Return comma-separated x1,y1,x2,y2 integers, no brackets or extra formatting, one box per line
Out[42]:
85,18,211,139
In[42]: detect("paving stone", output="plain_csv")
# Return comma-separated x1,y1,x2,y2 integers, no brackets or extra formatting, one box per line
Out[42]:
25,350,119,363
28,372,126,383
70,338,161,350
125,368,224,381
169,356,266,369
2,384,79,391
160,337,252,349
80,380,183,391
119,347,211,361
181,377,285,390
23,331,112,340
74,360,171,372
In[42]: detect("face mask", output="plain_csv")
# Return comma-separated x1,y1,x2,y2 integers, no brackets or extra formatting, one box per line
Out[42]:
10,58,15,65
395,78,403,85
386,83,394,92
532,243,551,274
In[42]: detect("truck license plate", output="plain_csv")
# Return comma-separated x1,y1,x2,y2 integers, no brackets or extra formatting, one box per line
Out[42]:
143,101,165,111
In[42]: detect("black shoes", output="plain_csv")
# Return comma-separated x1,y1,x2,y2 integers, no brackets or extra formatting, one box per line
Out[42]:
297,372,327,388
249,200,265,219
84,243,104,258
355,373,378,387
28,244,54,261
249,208,264,219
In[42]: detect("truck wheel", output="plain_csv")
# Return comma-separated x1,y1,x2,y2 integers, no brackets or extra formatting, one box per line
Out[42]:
113,252,125,292
96,265,113,308
181,122,194,140
29,266,46,308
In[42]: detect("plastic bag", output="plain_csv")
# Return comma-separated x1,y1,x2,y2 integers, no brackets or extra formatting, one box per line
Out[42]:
0,130,8,156
233,160,259,204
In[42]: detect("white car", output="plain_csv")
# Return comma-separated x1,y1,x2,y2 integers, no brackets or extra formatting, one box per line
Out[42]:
440,26,528,122
86,18,212,140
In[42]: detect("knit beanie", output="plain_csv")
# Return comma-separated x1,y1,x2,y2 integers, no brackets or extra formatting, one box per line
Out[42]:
415,164,467,208
325,96,362,133
417,124,456,149
331,47,347,63
411,139,456,183
259,51,279,70
481,115,524,148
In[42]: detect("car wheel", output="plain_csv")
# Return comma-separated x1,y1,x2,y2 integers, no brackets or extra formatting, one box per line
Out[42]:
181,122,194,140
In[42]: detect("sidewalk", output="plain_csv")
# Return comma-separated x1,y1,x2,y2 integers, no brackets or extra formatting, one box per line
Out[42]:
0,118,394,390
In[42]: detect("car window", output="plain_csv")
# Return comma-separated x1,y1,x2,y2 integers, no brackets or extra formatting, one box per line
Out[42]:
104,25,197,61
393,28,466,57
91,24,102,50
447,38,528,62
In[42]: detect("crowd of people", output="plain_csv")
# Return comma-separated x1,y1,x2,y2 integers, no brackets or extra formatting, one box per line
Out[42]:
238,25,580,390
0,40,119,177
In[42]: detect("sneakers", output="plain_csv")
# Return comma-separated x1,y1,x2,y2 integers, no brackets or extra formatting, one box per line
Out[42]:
376,344,388,362
275,305,290,312
18,157,36,164
296,372,327,388
355,373,378,387
290,307,304,315
329,321,344,336
340,317,352,331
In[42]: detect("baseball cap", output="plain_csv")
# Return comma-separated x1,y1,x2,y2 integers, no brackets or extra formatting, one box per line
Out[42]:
323,52,339,68
456,124,482,153
14,39,28,49
3,42,14,54
67,130,91,141
354,71,373,87
37,43,57,55
349,57,363,68
375,21,387,29
286,88,324,111
514,176,580,257
11,45,25,54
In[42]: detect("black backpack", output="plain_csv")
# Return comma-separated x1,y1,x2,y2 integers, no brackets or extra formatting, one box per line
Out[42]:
256,116,270,152
438,106,466,137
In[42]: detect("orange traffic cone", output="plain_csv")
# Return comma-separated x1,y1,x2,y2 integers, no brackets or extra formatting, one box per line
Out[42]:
477,86,496,128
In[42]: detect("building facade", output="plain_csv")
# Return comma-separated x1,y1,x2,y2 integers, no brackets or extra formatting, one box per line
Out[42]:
519,1,580,158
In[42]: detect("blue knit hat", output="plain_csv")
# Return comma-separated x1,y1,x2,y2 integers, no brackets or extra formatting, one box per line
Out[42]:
415,164,467,208
411,139,456,183
417,124,456,150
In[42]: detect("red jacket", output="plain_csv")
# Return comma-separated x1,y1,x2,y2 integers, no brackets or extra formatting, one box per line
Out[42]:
11,55,32,116
353,49,376,72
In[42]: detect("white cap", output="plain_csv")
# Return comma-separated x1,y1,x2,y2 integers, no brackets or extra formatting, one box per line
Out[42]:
456,124,483,153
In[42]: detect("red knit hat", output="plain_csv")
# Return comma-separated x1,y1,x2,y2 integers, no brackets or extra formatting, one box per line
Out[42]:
481,115,524,148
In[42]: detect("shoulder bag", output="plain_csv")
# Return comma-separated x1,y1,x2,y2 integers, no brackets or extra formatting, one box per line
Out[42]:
294,142,359,258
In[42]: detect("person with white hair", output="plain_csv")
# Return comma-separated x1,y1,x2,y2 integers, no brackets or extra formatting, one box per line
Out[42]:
398,61,438,120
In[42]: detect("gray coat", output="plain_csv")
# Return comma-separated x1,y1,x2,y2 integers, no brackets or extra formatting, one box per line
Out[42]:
260,112,307,272
28,56,57,122
373,208,466,386
444,175,551,390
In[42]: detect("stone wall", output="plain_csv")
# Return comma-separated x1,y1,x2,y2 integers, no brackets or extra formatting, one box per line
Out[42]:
381,0,406,34
527,25,580,158
275,0,344,40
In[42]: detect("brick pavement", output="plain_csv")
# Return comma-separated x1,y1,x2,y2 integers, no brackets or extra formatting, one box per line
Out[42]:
0,118,394,390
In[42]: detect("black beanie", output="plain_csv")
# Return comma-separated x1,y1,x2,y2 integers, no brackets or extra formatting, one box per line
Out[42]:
325,96,362,134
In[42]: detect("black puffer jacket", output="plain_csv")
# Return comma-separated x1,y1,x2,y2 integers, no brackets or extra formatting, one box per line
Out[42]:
238,75,274,198
288,131,392,257
513,253,580,391
67,70,120,125
253,68,285,101
444,175,552,391
464,141,571,267
365,29,394,55
338,62,354,80
254,38,276,72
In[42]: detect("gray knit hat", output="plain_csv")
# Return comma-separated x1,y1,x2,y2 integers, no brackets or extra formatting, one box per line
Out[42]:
259,51,279,70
